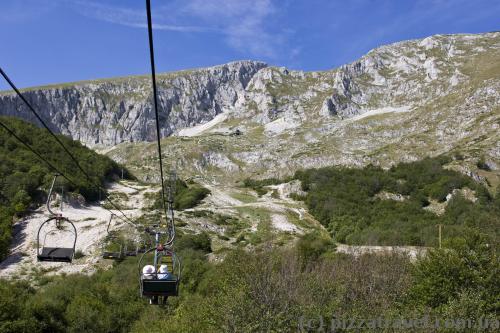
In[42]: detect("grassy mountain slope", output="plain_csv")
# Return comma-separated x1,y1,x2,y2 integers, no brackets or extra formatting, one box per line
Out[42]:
105,33,499,195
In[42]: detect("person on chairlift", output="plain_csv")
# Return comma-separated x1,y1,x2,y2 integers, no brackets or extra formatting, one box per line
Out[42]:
142,265,155,279
157,264,172,280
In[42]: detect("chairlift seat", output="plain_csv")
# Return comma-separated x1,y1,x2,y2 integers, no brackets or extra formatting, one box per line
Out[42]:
37,177,77,264
126,250,138,257
102,251,123,260
37,247,74,263
138,247,181,301
142,278,178,297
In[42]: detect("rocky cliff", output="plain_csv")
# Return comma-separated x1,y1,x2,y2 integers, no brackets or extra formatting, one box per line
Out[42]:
1,32,499,186
0,61,266,147
103,32,499,185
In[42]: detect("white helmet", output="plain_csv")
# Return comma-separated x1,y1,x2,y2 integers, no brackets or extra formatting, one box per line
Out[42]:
159,264,169,274
142,265,155,274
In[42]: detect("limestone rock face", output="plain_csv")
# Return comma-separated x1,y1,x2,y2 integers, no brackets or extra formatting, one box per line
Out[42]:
0,32,499,173
98,32,499,182
0,61,267,147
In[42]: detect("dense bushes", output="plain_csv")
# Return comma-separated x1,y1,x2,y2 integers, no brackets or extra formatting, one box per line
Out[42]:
243,177,285,196
129,239,414,332
124,234,500,331
296,231,335,262
150,179,210,211
0,230,497,332
0,229,214,332
176,231,212,254
0,116,129,260
408,232,499,311
174,183,210,210
295,157,500,246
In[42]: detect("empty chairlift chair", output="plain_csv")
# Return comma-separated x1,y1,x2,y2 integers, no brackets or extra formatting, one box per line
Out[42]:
125,239,140,257
37,175,77,263
102,214,125,260
136,240,149,254
102,237,124,260
125,246,138,257
37,216,77,262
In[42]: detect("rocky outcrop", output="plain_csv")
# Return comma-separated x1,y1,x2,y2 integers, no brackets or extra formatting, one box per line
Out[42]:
1,32,499,152
100,32,500,183
0,61,267,147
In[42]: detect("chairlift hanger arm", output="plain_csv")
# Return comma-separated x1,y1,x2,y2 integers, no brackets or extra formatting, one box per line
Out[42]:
46,174,60,216
106,213,116,234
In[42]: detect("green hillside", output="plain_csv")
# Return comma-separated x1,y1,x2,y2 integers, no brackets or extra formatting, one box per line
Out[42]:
1,150,498,331
0,116,128,260
295,156,500,247
0,228,497,332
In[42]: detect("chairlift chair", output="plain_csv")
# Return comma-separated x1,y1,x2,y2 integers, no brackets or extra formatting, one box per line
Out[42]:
37,175,77,263
125,242,139,257
102,237,124,260
137,240,148,254
37,216,77,262
101,214,125,260
138,247,181,303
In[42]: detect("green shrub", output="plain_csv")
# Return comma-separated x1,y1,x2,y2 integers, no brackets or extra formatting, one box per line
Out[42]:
476,158,491,171
177,232,212,254
408,232,498,313
74,250,85,259
174,185,210,210
242,177,285,197
150,180,210,211
296,231,335,262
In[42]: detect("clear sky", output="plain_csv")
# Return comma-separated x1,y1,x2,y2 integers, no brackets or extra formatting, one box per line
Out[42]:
1,0,499,90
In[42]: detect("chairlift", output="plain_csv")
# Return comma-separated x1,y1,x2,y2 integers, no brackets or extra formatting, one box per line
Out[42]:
142,0,181,304
125,240,139,257
137,239,148,254
127,229,149,257
37,175,77,263
102,237,124,260
138,245,181,304
102,214,125,260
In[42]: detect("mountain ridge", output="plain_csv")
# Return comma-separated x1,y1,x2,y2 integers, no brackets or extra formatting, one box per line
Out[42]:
0,32,496,148
0,32,498,187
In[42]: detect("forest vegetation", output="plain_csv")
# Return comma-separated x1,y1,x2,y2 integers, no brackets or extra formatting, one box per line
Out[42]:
147,179,210,211
0,116,128,260
294,156,500,247
0,229,498,332
0,118,498,332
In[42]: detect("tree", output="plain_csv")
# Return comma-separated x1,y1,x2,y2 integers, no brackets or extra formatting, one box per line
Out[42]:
12,190,31,214
408,233,499,312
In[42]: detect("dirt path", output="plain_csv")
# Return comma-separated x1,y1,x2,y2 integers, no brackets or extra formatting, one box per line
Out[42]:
0,181,152,279
1,179,431,280
336,244,429,261
199,182,323,234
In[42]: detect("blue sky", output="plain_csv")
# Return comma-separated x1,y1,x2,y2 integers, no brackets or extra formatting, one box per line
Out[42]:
1,0,499,89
